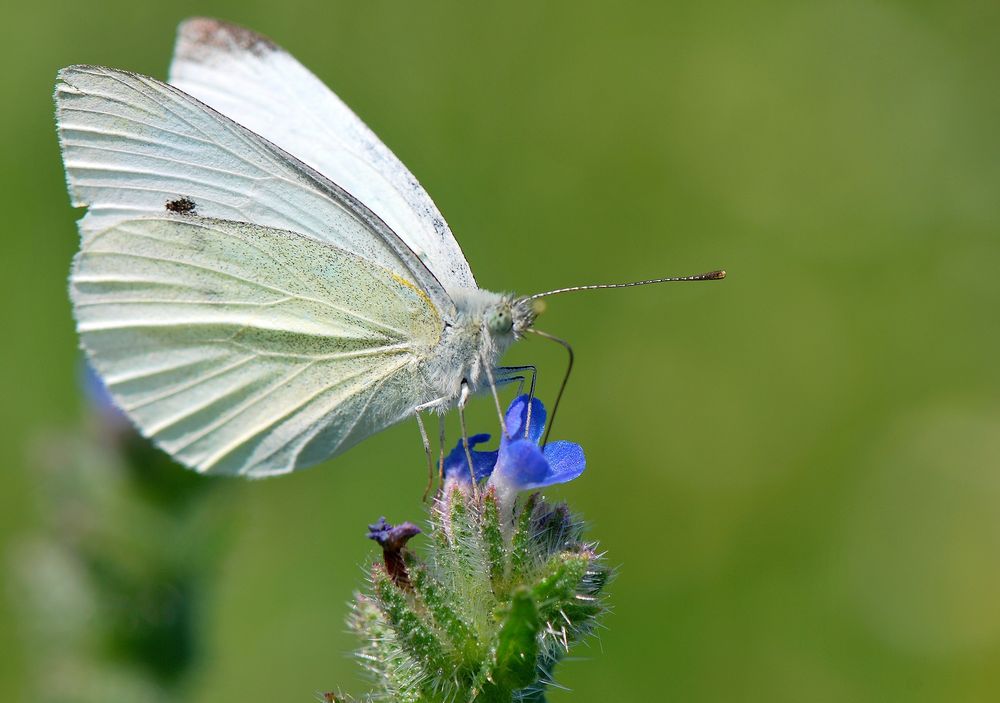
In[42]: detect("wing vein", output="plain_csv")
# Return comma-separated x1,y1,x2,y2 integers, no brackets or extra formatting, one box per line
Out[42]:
79,247,407,338
124,354,257,411
199,361,392,471
169,359,319,453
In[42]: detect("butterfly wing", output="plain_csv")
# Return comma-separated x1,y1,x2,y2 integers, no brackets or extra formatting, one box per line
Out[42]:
55,64,455,319
168,17,477,294
72,216,442,476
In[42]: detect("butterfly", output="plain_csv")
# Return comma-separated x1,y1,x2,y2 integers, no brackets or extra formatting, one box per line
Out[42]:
56,18,723,478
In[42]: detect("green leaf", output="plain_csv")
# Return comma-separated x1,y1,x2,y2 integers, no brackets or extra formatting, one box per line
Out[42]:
493,586,540,689
372,566,447,677
411,564,478,662
481,489,507,594
509,493,539,584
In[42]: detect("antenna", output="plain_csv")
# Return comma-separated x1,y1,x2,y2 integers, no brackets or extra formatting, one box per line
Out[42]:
529,269,726,300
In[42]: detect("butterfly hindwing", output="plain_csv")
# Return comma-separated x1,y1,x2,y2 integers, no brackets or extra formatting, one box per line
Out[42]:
72,216,442,476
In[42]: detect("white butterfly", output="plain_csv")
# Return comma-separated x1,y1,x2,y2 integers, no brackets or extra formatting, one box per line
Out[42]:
57,18,723,478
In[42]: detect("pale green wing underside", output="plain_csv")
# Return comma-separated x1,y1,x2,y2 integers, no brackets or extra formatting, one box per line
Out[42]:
72,216,442,477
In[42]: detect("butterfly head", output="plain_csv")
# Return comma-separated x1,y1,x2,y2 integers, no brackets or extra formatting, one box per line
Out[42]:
490,296,544,339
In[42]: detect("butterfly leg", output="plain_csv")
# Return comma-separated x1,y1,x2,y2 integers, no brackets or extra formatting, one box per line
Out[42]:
437,415,447,483
496,365,537,439
415,411,434,502
491,373,526,397
457,381,479,498
496,365,537,402
415,397,449,502
481,362,508,439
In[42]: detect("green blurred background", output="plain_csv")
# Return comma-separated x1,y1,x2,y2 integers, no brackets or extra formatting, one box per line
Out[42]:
2,1,999,700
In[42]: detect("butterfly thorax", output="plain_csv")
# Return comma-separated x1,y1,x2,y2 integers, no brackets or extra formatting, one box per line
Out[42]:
421,288,530,407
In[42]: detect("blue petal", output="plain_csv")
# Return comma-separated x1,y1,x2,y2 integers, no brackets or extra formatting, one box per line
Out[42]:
541,441,586,485
82,361,129,426
504,394,547,443
442,433,497,482
494,439,550,490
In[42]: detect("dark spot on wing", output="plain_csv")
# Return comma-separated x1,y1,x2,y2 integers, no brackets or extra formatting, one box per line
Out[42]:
180,18,278,59
166,197,197,215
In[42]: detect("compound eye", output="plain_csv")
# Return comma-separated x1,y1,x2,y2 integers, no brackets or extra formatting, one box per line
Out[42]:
487,309,513,334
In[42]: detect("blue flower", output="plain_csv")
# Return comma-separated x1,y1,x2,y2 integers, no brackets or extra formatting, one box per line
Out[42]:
81,360,132,433
442,395,585,492
442,433,497,484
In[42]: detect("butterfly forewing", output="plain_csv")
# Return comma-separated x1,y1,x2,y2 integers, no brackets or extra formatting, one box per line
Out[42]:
72,216,442,476
168,17,477,294
55,64,454,318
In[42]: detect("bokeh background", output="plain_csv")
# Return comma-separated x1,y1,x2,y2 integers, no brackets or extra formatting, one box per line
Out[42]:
2,1,998,701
